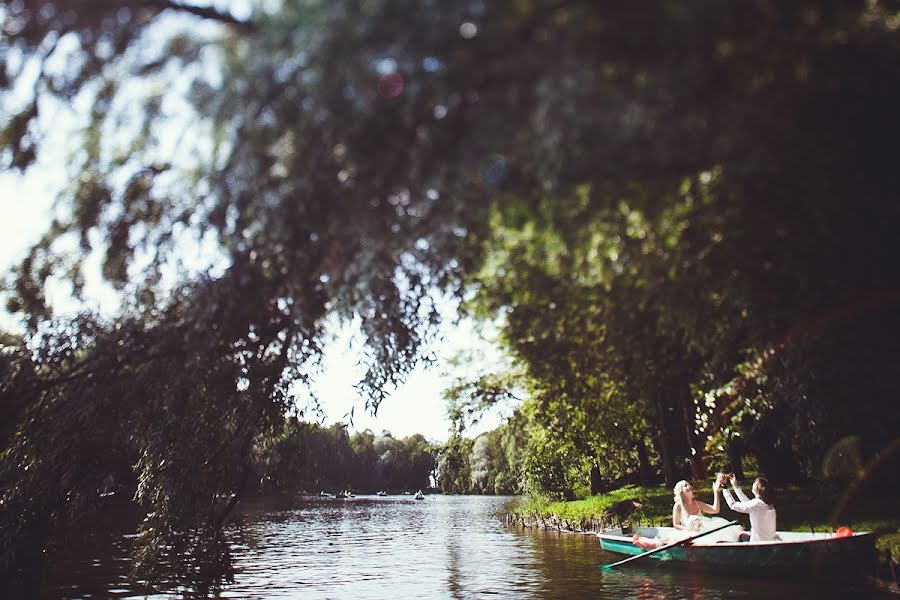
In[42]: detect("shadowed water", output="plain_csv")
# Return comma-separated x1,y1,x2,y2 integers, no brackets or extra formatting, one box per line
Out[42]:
44,495,889,598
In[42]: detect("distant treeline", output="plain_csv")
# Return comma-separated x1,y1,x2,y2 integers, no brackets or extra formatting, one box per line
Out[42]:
252,420,436,494
251,418,525,496
244,415,528,496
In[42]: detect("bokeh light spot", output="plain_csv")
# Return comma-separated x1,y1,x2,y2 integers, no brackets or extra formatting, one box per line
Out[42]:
374,57,398,75
422,56,441,72
483,156,508,186
377,72,404,99
459,22,478,39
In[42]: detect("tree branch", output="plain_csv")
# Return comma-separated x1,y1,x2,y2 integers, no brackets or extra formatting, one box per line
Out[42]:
151,0,257,32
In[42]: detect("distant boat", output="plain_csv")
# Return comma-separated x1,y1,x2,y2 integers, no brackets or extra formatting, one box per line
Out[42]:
337,490,355,499
414,490,425,500
376,491,388,496
597,526,876,578
319,491,336,498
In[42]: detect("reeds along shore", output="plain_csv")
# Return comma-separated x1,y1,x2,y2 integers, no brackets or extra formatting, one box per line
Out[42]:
500,511,653,534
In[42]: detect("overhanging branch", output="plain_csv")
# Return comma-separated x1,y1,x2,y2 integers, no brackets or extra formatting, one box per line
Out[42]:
152,0,257,32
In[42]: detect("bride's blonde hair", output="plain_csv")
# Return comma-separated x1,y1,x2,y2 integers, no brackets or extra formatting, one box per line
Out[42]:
673,480,689,506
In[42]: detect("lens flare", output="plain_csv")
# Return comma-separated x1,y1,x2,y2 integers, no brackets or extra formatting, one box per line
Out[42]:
377,72,404,99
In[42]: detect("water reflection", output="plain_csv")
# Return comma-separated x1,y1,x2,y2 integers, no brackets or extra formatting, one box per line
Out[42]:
43,495,889,599
444,526,464,598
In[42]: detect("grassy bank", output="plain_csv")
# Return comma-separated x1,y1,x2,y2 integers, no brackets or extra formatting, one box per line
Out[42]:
508,483,900,564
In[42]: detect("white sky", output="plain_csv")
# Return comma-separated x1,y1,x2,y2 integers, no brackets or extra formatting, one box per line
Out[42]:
0,168,511,443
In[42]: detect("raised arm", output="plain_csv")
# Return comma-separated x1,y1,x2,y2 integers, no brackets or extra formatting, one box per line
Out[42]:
732,483,751,504
698,478,722,515
723,479,755,514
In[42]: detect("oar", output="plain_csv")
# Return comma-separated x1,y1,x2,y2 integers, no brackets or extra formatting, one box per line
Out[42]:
600,520,739,570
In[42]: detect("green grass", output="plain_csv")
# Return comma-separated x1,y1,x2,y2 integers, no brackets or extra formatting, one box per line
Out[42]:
511,484,673,527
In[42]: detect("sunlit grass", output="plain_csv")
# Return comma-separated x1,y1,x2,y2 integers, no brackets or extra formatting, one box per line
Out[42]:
511,484,672,526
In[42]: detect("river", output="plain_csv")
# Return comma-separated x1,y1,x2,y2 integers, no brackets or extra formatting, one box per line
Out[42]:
44,494,889,598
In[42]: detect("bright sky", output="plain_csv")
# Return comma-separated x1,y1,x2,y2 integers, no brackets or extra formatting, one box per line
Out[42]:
0,169,511,444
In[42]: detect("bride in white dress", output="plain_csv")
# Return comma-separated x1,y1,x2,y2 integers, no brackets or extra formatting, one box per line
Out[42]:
670,475,743,544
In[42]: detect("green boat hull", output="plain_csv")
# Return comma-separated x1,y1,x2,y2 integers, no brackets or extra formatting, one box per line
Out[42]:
598,527,876,578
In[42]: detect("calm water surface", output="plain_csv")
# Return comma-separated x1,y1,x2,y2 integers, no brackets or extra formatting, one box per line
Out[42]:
46,495,889,599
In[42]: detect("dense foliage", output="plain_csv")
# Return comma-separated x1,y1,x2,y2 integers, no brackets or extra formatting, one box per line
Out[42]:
442,1,900,498
436,413,528,496
3,0,900,594
456,177,900,498
252,420,437,494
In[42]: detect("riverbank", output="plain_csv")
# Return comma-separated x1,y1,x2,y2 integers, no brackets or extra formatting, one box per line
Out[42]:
504,483,900,586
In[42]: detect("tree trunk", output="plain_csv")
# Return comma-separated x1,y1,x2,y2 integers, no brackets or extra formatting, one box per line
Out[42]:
635,437,652,485
652,397,679,487
678,388,706,481
727,437,745,480
590,463,604,495
750,425,804,484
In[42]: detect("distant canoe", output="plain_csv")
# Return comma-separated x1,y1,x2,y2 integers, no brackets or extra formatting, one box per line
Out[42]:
597,526,876,578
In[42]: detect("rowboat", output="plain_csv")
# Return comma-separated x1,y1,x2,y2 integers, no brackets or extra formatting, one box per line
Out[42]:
597,526,876,578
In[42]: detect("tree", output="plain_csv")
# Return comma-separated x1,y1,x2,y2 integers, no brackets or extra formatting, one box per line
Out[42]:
437,435,474,494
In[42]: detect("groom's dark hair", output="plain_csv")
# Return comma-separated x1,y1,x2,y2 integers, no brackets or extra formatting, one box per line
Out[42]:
756,477,774,507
